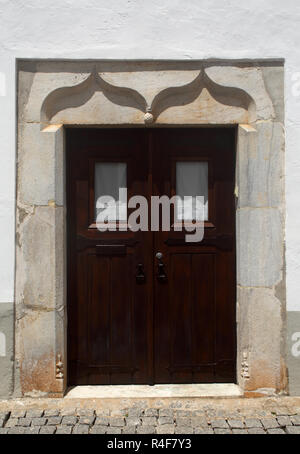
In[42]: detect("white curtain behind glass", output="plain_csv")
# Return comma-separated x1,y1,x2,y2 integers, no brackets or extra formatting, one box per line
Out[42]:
95,162,127,221
176,161,208,221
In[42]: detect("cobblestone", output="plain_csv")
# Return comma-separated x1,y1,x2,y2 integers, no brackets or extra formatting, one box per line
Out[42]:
137,425,156,434
31,418,47,426
109,417,125,427
277,416,291,427
40,426,56,434
176,417,191,426
261,418,280,429
6,418,18,428
127,408,143,418
106,428,122,434
194,427,214,434
227,419,244,429
47,416,62,425
1,400,300,435
90,425,107,434
191,416,207,427
291,415,300,425
126,417,140,426
8,427,26,434
17,418,31,427
122,426,136,434
175,426,193,434
73,424,89,434
44,409,60,417
79,416,95,425
210,418,229,429
26,410,44,418
95,416,109,426
267,428,286,434
56,426,73,434
62,416,77,426
244,418,263,428
158,416,173,425
144,408,158,417
286,425,300,434
24,427,40,434
142,416,157,426
248,428,266,434
156,424,174,434
214,428,231,434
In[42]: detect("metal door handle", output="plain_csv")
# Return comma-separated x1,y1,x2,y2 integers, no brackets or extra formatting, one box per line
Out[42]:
156,253,167,283
136,263,146,284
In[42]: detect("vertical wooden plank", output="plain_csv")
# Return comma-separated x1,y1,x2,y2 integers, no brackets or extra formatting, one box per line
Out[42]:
110,255,132,384
87,254,110,384
171,254,192,383
192,253,216,382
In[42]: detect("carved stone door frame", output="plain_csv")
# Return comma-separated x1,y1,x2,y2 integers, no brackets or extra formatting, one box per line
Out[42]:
16,60,285,397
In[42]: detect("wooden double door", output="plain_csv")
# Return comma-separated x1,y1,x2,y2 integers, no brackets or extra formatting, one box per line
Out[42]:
67,128,236,385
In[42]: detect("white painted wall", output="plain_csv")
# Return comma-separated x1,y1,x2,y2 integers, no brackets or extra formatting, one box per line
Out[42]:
0,0,299,310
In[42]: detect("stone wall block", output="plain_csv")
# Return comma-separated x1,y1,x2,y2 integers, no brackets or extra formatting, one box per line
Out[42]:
237,122,284,208
261,66,284,123
16,206,64,311
287,311,300,396
0,304,14,397
16,309,63,395
238,287,283,392
205,66,275,121
18,123,55,206
18,123,64,206
18,61,92,123
237,208,283,287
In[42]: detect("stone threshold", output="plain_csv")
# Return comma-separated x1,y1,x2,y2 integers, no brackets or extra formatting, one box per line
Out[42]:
65,383,242,399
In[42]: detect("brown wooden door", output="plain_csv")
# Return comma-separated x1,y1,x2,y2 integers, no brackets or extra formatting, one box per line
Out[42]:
67,128,236,385
151,129,236,383
67,129,152,384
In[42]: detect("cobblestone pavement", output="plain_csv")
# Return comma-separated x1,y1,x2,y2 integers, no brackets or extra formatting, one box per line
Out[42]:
0,398,300,434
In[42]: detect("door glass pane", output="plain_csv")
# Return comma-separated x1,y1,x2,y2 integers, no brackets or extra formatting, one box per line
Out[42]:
95,162,127,221
176,161,208,221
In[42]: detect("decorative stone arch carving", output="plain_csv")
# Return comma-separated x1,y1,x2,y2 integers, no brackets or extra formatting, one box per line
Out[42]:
16,60,285,397
40,68,257,125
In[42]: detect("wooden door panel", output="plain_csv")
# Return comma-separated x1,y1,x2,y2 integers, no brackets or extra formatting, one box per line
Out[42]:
88,254,110,367
72,250,150,384
152,128,236,383
192,254,216,365
154,252,217,383
67,128,151,385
